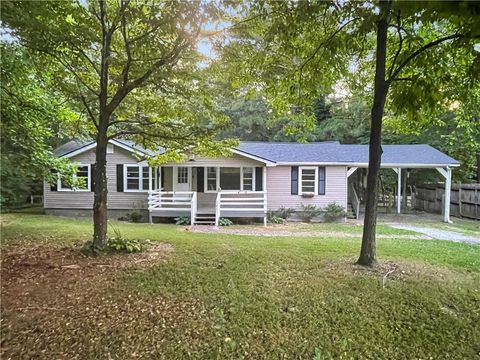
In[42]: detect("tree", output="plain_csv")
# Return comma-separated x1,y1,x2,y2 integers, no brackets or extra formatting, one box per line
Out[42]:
0,43,76,207
220,0,479,265
2,1,233,248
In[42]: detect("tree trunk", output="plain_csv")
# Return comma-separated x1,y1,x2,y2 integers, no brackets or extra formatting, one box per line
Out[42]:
357,2,391,267
92,1,111,249
92,120,109,248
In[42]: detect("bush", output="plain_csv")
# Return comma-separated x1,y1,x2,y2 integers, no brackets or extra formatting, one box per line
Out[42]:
106,227,142,253
300,204,322,222
322,202,347,222
124,210,143,223
175,216,191,225
275,206,295,220
219,217,233,226
268,215,285,224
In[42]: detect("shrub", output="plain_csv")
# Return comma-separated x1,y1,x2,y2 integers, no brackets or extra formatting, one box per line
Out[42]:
106,227,142,253
124,210,143,223
275,206,295,220
300,204,322,222
219,217,233,226
268,215,285,224
322,202,347,222
175,216,191,225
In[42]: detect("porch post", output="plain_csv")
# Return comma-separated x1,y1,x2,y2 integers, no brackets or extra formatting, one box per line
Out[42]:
149,167,153,192
263,166,267,226
396,168,401,214
444,167,452,223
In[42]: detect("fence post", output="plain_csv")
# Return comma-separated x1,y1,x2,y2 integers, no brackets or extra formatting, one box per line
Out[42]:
458,184,462,217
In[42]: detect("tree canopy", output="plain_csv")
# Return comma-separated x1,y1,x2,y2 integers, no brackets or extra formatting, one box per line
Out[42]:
0,43,77,207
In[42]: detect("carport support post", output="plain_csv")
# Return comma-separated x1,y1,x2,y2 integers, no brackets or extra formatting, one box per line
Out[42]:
444,167,452,223
396,168,401,214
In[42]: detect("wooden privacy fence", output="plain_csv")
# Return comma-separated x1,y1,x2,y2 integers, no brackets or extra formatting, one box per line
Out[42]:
413,183,480,220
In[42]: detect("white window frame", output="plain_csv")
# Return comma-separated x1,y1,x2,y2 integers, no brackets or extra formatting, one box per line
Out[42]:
57,163,91,192
177,167,189,184
205,167,219,193
299,166,318,195
241,167,255,191
204,166,256,193
124,164,151,192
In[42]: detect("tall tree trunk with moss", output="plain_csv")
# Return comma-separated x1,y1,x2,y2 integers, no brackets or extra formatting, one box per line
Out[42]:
357,1,391,267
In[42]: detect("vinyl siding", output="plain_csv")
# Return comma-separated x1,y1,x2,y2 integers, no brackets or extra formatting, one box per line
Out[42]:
44,146,148,210
266,166,347,210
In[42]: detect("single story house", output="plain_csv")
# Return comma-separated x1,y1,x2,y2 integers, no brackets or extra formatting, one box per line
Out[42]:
45,139,459,225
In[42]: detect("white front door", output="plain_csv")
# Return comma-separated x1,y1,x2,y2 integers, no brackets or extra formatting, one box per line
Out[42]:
173,167,191,191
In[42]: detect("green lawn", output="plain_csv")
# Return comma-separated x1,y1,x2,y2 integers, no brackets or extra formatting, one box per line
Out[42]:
1,213,479,359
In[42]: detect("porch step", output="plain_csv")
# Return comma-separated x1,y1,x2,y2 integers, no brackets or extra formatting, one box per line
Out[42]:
193,213,216,225
347,203,356,219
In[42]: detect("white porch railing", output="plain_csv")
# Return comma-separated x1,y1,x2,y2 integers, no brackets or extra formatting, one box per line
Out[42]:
148,191,197,224
149,190,267,226
215,190,267,226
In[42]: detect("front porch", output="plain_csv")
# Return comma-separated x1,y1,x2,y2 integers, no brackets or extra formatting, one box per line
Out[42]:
146,165,268,226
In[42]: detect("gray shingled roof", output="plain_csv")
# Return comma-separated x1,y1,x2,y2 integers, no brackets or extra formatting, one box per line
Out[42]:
53,139,158,157
53,139,93,156
54,139,459,167
236,142,459,166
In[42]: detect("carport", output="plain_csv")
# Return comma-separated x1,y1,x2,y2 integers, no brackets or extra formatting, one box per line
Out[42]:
344,144,460,223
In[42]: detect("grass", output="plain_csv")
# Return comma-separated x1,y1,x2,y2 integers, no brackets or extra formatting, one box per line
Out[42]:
1,213,479,359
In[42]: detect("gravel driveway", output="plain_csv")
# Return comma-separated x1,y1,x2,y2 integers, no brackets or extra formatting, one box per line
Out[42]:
389,224,480,245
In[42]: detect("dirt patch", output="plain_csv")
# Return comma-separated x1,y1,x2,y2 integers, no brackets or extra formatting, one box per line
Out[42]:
0,242,185,359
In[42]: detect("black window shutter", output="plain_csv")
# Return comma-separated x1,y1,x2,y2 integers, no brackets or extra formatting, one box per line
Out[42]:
90,164,96,192
255,167,263,191
161,167,165,189
116,164,124,192
291,166,298,195
318,167,326,195
197,167,204,192
50,169,58,191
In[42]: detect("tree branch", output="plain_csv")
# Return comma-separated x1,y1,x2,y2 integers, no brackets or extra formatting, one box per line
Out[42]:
388,32,480,83
387,10,403,80
106,38,190,117
119,0,132,87
300,17,360,71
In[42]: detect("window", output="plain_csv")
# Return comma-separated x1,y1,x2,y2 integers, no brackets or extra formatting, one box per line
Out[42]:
242,167,254,191
205,167,256,192
177,167,188,184
220,167,241,190
124,165,150,191
318,167,326,195
206,167,217,191
58,164,90,191
299,167,317,194
106,144,114,153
